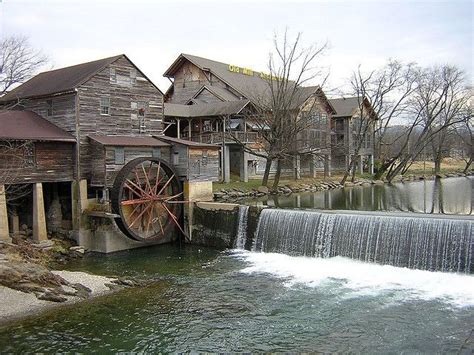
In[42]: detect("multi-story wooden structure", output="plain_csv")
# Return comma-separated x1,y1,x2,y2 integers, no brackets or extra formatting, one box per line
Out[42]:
0,55,219,248
329,97,376,174
162,54,336,182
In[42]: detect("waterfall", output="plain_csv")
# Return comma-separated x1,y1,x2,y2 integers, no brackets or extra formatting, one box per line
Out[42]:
234,205,250,249
253,209,474,273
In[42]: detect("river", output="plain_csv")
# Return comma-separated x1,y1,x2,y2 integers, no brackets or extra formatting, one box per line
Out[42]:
0,177,473,352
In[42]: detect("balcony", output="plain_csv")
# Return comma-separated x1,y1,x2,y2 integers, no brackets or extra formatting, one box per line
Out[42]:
187,131,259,144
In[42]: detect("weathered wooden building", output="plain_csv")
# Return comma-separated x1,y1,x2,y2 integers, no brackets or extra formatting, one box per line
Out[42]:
0,110,76,241
0,54,220,250
329,97,376,174
162,54,336,182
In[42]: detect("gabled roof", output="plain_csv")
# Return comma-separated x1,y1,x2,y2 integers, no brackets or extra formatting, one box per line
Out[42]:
294,86,337,113
187,85,240,104
1,54,163,102
164,100,250,118
329,97,363,118
0,110,76,142
164,54,334,112
88,135,170,147
154,135,220,149
164,54,272,102
1,55,123,102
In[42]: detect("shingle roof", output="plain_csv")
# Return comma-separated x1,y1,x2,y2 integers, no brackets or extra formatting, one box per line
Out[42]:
164,54,274,102
0,110,76,142
164,54,335,112
164,100,250,118
0,55,123,102
88,135,170,147
329,97,361,118
154,135,220,149
190,85,240,103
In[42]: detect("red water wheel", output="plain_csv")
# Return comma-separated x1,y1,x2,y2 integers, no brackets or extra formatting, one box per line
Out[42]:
111,157,186,242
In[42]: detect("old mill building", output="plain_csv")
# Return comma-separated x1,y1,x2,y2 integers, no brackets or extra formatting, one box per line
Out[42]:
162,53,375,182
0,53,375,251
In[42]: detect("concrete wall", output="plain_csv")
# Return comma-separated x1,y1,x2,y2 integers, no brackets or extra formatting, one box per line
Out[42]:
187,202,263,249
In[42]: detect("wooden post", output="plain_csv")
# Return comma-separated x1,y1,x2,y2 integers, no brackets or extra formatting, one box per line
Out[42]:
32,182,48,241
176,119,181,139
0,185,11,242
188,119,192,139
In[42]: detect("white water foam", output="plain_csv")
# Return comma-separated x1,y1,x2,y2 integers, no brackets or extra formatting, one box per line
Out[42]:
232,250,474,308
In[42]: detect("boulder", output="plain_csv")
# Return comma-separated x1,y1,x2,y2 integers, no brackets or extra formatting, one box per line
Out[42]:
257,186,269,194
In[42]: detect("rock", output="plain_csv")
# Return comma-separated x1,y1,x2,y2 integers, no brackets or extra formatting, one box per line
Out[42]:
70,283,92,298
257,186,269,194
213,192,225,199
344,182,355,187
31,240,55,249
373,180,385,185
69,246,86,254
38,291,67,303
21,224,28,232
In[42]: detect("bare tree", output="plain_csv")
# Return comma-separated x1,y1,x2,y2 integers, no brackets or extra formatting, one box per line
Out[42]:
230,30,329,188
0,35,48,97
385,65,470,181
453,108,473,173
339,60,417,183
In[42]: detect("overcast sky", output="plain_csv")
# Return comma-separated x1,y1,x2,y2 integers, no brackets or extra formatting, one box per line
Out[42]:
1,0,472,94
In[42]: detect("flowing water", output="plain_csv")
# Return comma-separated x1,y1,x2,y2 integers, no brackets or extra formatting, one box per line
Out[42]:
1,177,473,352
234,205,249,249
0,245,473,353
243,176,474,215
252,209,474,273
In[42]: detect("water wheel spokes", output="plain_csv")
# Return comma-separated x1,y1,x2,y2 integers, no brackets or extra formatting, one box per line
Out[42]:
111,157,185,242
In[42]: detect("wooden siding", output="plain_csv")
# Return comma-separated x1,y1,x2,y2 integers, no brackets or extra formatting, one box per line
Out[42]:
19,94,77,135
89,140,106,186
167,61,230,104
103,146,171,187
0,141,74,184
77,56,164,180
188,148,220,182
194,88,223,103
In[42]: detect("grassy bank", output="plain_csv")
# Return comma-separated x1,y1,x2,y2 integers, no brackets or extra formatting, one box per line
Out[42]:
213,159,470,192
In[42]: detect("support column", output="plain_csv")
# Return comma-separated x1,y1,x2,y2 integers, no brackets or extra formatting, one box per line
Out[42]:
0,185,11,242
240,150,248,182
324,154,332,177
360,155,364,174
223,145,230,183
370,154,375,175
32,182,48,242
176,119,181,139
310,154,317,178
293,154,301,180
71,179,88,231
187,119,192,139
9,209,20,236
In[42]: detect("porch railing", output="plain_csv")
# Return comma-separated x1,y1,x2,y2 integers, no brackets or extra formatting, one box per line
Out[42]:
187,131,259,144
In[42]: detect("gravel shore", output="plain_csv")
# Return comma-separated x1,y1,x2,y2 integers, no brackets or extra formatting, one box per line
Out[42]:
0,271,116,325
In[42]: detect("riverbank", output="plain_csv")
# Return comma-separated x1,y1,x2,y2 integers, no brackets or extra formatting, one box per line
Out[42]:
0,238,138,326
214,171,473,201
0,270,116,325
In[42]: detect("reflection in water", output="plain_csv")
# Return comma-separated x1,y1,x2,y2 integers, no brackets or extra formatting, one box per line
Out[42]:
243,177,473,215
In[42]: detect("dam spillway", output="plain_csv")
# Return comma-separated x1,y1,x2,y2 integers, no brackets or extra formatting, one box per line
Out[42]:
245,209,474,273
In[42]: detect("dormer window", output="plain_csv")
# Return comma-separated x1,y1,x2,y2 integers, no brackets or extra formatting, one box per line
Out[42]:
46,99,53,116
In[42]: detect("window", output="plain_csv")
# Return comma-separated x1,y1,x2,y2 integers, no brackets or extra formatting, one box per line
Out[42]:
202,149,208,166
46,100,53,116
110,68,116,83
137,102,146,117
100,97,110,115
152,147,161,158
130,69,136,84
137,102,146,133
173,151,179,165
321,113,328,125
114,147,125,164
